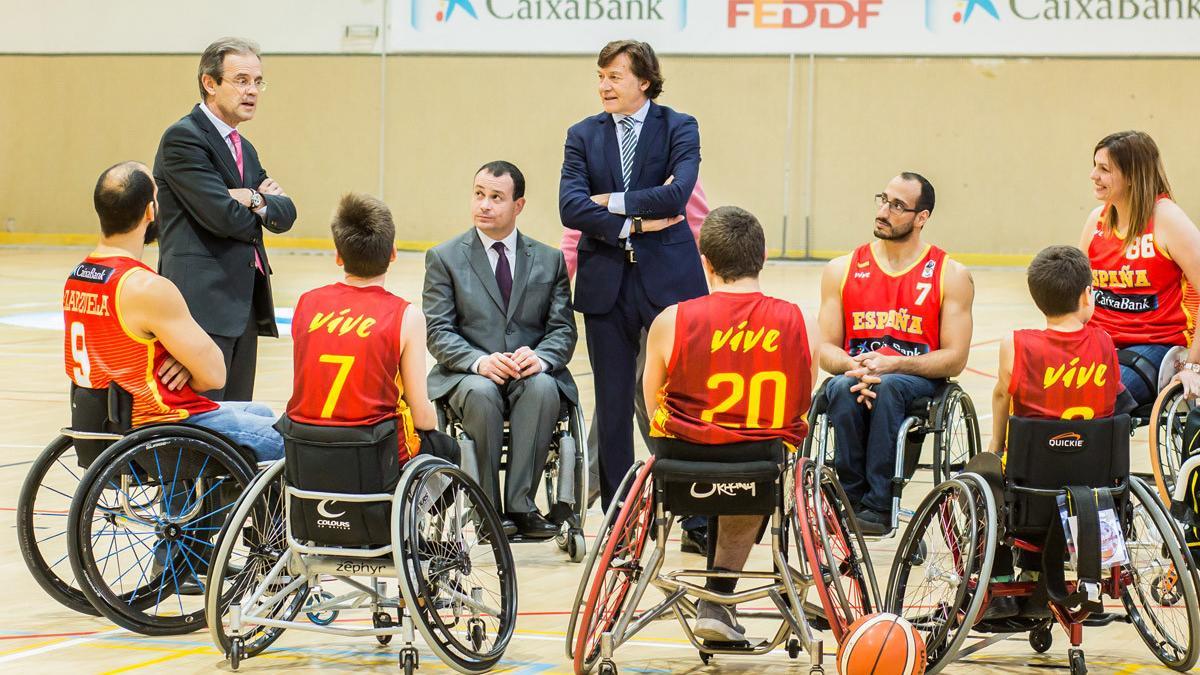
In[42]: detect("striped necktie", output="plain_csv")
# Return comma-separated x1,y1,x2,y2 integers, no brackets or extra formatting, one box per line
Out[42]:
619,116,636,190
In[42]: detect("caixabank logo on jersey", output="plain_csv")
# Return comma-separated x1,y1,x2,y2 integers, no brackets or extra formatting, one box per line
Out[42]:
416,0,685,25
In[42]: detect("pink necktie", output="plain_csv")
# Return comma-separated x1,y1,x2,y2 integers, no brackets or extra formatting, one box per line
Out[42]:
230,130,264,274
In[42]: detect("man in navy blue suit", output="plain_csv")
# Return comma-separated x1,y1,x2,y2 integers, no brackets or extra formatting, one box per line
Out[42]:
559,40,707,510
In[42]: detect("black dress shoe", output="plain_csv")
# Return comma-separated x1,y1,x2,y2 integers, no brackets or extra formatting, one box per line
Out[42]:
681,527,709,556
500,516,518,538
981,595,1019,621
510,511,558,539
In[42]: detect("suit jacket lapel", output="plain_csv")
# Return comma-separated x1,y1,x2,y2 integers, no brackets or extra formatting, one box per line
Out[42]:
631,102,663,189
463,231,506,314
600,115,625,192
190,105,243,187
505,234,533,321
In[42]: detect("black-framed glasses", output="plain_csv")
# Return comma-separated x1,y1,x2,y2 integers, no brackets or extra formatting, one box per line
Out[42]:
874,193,919,215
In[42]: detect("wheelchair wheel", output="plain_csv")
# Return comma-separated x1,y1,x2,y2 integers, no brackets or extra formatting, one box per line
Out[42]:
932,386,980,485
573,458,656,675
395,459,517,674
67,426,257,635
1122,476,1200,672
794,457,877,641
206,459,307,660
1149,381,1192,503
17,436,99,615
802,410,837,468
565,458,644,661
887,475,995,672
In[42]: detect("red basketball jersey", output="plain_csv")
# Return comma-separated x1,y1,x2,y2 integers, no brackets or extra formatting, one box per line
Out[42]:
650,292,812,447
62,256,217,427
287,283,420,462
841,243,946,357
1087,197,1191,347
1009,326,1121,420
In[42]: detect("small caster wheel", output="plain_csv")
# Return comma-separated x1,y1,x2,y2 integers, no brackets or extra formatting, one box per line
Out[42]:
568,531,586,563
1029,625,1052,654
698,650,712,665
401,648,419,675
787,638,801,659
468,618,486,651
556,529,569,551
1069,647,1087,675
229,637,244,671
374,611,394,645
809,668,825,675
305,590,339,625
598,659,618,675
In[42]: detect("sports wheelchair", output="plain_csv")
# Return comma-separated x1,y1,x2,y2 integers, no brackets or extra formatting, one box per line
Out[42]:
437,395,590,561
205,417,517,674
18,383,261,635
803,377,982,536
566,438,875,675
1120,346,1195,501
888,415,1199,674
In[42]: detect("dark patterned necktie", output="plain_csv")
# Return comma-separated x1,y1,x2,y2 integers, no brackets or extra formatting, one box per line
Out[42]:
492,241,512,309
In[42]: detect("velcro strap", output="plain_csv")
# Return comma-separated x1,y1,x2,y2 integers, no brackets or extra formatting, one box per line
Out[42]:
1043,486,1104,613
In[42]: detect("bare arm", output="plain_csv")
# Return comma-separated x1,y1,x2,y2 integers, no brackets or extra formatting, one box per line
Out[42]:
816,256,855,375
121,271,226,392
1079,205,1103,253
642,305,677,416
399,306,436,431
988,333,1015,454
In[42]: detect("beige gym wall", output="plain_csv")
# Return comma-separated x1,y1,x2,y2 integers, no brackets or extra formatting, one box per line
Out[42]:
2,53,1198,263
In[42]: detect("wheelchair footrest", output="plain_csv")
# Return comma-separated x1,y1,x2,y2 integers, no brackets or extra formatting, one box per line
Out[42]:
1081,612,1128,627
972,617,1047,634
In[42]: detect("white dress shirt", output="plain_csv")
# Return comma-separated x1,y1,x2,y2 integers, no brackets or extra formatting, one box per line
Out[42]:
470,227,551,376
607,98,652,239
200,102,267,220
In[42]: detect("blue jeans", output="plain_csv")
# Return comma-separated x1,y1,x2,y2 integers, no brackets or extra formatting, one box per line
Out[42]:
188,401,283,462
1119,344,1172,406
827,374,939,513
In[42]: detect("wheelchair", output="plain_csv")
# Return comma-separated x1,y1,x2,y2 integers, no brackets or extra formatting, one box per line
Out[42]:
205,417,518,674
17,383,260,635
437,395,590,561
888,414,1200,674
565,437,865,675
803,377,982,536
1120,346,1194,501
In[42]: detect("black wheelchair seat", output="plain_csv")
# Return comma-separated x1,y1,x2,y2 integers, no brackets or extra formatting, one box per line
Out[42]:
650,437,784,516
69,382,132,468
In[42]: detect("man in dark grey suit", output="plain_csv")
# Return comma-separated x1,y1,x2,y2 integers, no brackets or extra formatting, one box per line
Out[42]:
424,161,578,539
154,37,296,401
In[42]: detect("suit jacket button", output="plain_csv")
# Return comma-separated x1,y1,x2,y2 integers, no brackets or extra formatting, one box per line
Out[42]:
506,328,514,335
248,261,255,269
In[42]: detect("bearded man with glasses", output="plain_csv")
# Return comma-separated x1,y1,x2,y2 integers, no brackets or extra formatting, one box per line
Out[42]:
814,172,975,534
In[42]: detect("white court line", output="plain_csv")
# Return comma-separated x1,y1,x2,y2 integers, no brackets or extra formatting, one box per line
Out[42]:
0,443,43,448
0,628,125,664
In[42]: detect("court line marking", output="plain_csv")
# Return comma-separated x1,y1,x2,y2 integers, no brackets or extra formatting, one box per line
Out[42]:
0,627,124,663
98,645,208,674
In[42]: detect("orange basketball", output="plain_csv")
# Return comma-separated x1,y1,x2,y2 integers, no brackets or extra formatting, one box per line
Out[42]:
836,612,926,675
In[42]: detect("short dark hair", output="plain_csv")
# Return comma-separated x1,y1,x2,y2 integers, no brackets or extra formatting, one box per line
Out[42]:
94,162,154,237
475,160,525,200
198,37,260,100
598,40,664,99
330,193,395,278
699,206,766,282
901,171,935,214
1027,245,1093,317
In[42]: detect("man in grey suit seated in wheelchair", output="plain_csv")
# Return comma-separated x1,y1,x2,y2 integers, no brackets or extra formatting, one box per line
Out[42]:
816,173,974,534
424,161,578,539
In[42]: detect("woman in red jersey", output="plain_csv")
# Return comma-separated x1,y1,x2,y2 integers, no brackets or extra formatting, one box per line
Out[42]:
1079,131,1200,404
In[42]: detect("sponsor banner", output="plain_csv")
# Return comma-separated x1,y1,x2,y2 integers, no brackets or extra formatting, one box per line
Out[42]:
394,0,1200,55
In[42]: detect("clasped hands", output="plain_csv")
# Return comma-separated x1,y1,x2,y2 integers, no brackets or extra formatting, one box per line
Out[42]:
478,346,544,385
229,178,286,208
588,175,683,233
844,351,903,410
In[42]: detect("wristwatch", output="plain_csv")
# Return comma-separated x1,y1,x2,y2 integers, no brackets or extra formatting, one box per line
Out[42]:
632,217,644,235
249,190,264,210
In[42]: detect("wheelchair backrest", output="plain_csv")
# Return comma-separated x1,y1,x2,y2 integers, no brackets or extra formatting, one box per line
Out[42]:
1005,414,1130,535
69,382,132,468
650,437,784,516
279,416,401,547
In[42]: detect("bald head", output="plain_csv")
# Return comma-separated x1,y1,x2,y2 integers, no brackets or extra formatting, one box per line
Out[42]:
94,161,155,237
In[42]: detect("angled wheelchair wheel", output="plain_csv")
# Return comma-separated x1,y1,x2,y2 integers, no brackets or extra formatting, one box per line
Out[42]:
932,386,981,485
17,436,100,615
395,459,517,674
794,457,877,641
68,425,257,635
1149,381,1193,503
1122,476,1200,672
206,459,307,660
573,458,656,675
887,475,995,673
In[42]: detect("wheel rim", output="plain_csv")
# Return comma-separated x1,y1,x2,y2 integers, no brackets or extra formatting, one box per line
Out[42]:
939,390,978,481
1150,382,1191,502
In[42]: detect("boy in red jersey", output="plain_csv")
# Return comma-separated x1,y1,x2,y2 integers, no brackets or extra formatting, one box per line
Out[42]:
64,161,282,460
644,206,813,643
817,172,974,534
286,193,437,462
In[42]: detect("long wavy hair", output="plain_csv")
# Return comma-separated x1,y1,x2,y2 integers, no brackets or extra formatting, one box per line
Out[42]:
1094,130,1172,242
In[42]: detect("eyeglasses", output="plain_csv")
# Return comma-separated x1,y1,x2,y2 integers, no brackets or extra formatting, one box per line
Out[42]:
226,76,267,93
874,193,920,215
